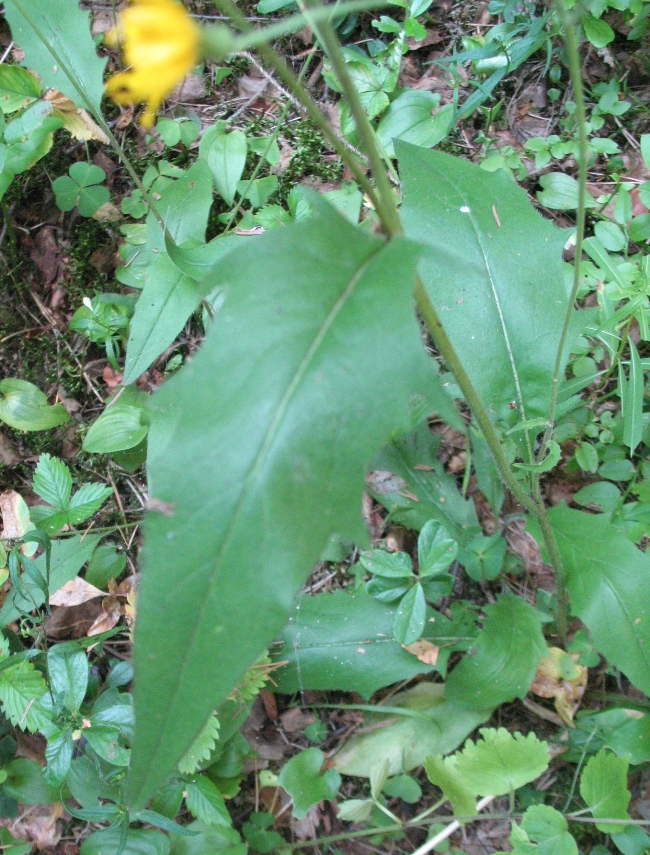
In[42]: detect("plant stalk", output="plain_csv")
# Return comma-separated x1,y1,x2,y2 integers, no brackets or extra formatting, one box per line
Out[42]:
301,4,402,236
212,0,380,208
303,0,570,641
539,2,589,455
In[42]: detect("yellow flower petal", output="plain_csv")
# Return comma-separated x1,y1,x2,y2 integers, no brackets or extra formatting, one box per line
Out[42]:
105,0,200,127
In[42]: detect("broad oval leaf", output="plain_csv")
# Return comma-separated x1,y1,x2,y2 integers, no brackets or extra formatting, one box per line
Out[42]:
128,200,435,805
445,593,547,709
4,0,107,114
393,582,426,645
204,130,247,205
376,92,453,158
398,143,578,438
332,682,491,778
80,827,170,855
544,505,650,697
0,379,68,431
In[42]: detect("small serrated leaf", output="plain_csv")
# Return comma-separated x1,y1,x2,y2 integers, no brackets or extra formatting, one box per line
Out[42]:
33,454,72,511
67,483,113,526
0,661,49,732
178,713,219,775
185,776,230,826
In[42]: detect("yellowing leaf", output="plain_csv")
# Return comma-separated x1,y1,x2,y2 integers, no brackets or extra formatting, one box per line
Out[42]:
43,90,109,143
530,647,587,725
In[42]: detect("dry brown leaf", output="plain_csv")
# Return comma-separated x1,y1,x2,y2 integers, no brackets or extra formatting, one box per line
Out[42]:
530,646,587,726
402,639,439,666
45,601,104,640
365,470,408,495
0,432,20,467
280,707,316,733
44,90,109,143
87,596,121,636
0,490,32,539
1,802,64,850
92,202,121,222
49,577,104,607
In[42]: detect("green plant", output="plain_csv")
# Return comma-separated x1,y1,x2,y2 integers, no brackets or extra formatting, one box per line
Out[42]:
4,0,650,851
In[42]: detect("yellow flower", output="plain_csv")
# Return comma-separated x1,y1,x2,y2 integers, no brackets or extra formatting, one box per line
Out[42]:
105,0,200,128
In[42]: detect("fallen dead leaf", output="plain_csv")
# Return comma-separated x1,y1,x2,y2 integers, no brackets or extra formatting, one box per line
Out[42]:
365,470,408,495
49,577,104,607
45,600,104,640
530,646,587,726
280,707,316,733
87,596,121,636
402,639,439,666
0,432,20,466
1,802,64,850
28,228,63,288
0,490,32,539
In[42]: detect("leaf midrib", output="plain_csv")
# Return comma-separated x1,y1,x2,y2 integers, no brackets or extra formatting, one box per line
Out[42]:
425,165,532,459
138,242,383,795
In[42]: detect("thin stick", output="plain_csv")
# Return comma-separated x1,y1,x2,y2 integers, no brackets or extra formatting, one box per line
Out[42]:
411,795,496,855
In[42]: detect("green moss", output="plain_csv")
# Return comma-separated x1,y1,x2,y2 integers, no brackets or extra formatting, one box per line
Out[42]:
277,120,343,200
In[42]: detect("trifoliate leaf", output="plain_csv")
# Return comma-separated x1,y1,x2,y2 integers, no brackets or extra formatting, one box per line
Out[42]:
178,713,219,775
580,749,630,833
32,454,72,511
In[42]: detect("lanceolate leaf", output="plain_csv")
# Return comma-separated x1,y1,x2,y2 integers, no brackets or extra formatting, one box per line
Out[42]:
445,593,547,709
545,505,650,697
398,142,576,443
129,201,435,805
4,0,107,115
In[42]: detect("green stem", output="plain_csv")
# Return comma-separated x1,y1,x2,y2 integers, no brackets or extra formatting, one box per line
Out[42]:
414,281,538,515
539,2,589,455
212,0,380,208
231,0,390,52
303,5,402,236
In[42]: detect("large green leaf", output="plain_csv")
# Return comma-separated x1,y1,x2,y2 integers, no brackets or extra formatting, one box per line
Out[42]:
123,254,199,384
445,593,547,709
128,200,435,805
398,142,575,438
544,505,650,697
273,589,462,697
4,0,106,115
